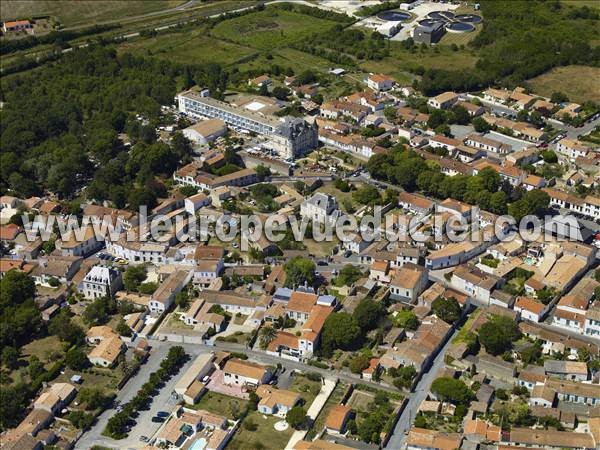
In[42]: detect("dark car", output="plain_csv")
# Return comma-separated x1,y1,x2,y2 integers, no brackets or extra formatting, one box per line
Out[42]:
343,250,352,258
317,260,328,266
156,411,170,418
151,416,165,423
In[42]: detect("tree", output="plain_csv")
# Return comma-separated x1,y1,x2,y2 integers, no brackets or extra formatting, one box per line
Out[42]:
28,355,45,380
48,309,85,346
68,410,95,429
431,377,473,404
349,354,370,374
286,406,307,429
284,257,315,288
550,91,569,104
472,116,491,133
258,325,277,350
123,265,147,292
353,299,384,331
321,312,361,356
352,184,381,205
392,365,417,389
393,310,419,330
273,86,290,101
431,296,461,324
336,264,363,286
116,319,133,337
65,347,88,371
175,290,190,310
83,296,115,325
478,314,521,355
541,150,558,163
80,387,110,410
452,105,470,125
1,346,19,370
0,271,36,310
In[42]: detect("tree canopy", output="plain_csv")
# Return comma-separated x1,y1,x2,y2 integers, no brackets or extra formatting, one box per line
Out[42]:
478,314,521,355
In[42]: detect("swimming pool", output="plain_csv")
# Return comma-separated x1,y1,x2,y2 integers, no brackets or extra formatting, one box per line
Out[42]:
189,437,207,450
524,257,536,265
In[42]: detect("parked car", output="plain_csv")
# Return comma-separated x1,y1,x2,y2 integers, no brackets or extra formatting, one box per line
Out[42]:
156,411,170,418
140,436,149,442
343,250,352,258
317,260,328,266
151,416,165,423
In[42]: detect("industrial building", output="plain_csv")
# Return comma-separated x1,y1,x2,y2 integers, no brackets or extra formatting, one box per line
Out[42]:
413,21,445,44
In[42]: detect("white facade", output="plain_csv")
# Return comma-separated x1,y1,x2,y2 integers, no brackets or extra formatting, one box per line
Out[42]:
79,266,122,299
300,193,340,226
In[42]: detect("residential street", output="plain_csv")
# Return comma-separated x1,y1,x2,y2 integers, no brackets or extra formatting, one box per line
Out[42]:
384,327,459,450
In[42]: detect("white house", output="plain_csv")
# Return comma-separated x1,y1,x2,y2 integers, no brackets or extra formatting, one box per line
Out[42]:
222,359,271,387
514,296,548,322
300,193,341,226
78,265,122,299
184,192,211,215
256,385,301,417
367,73,395,92
389,263,428,303
149,269,193,315
428,92,460,110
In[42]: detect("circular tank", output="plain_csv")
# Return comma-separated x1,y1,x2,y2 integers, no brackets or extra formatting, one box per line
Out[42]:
428,10,455,21
376,10,411,21
446,21,475,32
418,18,440,27
454,14,482,24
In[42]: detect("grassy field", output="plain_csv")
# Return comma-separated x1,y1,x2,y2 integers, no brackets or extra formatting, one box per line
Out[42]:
362,43,478,78
21,335,63,366
1,1,185,27
563,0,600,8
210,8,338,50
228,410,293,450
119,25,256,66
528,65,600,103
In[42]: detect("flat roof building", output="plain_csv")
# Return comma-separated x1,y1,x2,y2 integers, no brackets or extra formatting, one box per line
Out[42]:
177,90,318,159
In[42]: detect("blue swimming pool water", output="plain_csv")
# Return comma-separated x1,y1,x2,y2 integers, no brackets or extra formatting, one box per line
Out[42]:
190,437,207,450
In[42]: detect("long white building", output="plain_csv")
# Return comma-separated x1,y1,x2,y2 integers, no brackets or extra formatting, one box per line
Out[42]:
177,90,318,159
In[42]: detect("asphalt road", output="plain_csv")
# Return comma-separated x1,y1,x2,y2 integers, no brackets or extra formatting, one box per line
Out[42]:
384,327,459,450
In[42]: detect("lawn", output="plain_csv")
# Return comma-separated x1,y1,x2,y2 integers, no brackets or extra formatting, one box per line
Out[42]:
289,373,322,406
228,410,293,450
0,0,185,27
21,335,64,367
527,65,600,104
191,390,248,419
210,7,339,50
57,366,120,396
119,26,256,66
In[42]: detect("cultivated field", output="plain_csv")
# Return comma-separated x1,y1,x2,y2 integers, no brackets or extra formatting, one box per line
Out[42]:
1,0,185,27
528,65,600,104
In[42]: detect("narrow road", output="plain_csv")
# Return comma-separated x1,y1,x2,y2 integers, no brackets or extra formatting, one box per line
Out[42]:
210,340,400,394
384,327,459,450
